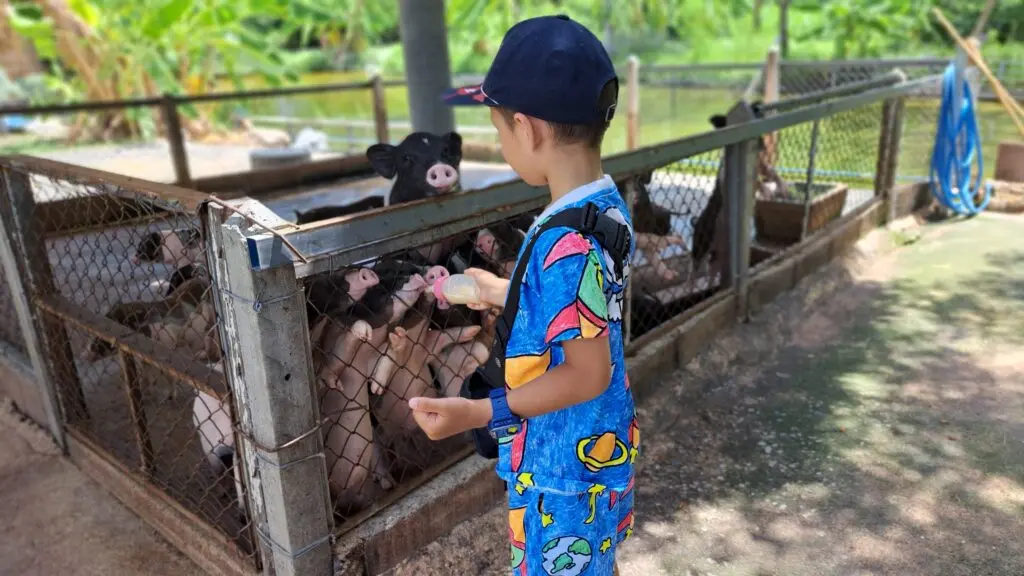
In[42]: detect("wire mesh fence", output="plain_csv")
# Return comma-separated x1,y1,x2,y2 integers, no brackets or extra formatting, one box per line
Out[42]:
777,60,947,97
302,210,533,520
748,99,885,261
0,165,257,563
625,150,727,339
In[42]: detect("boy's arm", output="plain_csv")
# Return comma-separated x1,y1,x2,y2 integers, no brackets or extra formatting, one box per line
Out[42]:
503,336,611,418
410,230,616,439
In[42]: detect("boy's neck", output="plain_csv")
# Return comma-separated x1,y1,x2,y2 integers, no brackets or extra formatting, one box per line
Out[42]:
545,147,604,204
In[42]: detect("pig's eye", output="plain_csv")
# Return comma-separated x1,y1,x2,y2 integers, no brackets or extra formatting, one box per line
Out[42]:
402,155,414,167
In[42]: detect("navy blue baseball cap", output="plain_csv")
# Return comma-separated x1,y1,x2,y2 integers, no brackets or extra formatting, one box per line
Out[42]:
443,14,618,125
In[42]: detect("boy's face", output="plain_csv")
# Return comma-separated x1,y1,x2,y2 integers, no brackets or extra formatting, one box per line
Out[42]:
490,108,546,187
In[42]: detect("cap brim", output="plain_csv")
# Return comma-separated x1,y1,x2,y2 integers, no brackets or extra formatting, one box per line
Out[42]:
442,84,499,107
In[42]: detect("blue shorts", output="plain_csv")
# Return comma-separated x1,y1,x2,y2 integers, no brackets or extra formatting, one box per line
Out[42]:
507,478,634,576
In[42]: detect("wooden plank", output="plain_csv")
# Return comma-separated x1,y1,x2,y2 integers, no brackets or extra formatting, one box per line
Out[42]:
189,155,375,199
370,75,389,145
1,155,210,211
35,293,229,400
36,194,176,237
66,428,259,576
117,350,155,477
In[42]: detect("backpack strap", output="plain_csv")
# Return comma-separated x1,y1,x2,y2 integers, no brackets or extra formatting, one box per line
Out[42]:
488,203,632,377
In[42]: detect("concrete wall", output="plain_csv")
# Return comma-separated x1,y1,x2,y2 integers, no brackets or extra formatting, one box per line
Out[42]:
0,347,47,426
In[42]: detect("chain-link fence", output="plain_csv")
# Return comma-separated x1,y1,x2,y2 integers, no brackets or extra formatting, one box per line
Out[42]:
0,161,258,567
642,58,1019,183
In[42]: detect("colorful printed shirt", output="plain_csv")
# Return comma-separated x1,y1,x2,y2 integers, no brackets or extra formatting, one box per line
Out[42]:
496,174,640,496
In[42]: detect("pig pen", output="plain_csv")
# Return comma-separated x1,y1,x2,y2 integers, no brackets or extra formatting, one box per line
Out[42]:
0,153,538,575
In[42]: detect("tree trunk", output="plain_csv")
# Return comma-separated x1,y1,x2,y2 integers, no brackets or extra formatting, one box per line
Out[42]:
0,0,43,81
753,0,764,31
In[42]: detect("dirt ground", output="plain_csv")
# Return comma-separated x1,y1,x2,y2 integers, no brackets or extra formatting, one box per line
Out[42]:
0,398,203,576
1,213,1020,576
386,212,1024,576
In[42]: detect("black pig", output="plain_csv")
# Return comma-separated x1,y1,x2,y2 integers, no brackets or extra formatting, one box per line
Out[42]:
367,132,463,205
293,196,386,225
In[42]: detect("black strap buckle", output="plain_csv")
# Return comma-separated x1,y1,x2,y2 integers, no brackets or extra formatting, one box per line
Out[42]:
579,203,600,234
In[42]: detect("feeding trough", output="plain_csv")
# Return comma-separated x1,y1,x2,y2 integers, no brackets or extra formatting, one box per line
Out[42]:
755,181,849,245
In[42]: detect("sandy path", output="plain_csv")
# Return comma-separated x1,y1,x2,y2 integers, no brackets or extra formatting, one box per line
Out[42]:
0,399,203,576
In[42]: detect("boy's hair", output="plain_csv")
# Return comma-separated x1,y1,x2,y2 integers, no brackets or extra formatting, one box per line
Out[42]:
495,79,619,150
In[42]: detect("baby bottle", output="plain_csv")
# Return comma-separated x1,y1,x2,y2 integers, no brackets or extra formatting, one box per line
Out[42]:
432,274,481,306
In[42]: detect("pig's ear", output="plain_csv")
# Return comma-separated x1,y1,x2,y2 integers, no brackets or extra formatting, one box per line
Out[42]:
366,144,398,179
442,132,463,163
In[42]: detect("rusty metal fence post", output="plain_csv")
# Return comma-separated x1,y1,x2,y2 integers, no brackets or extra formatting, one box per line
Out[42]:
205,204,334,576
724,139,758,321
161,94,192,188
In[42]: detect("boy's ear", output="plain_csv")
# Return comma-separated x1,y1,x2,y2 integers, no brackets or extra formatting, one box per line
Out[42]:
521,114,545,150
366,144,398,179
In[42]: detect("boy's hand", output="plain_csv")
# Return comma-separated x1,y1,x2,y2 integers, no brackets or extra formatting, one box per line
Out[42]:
464,268,509,310
408,396,492,440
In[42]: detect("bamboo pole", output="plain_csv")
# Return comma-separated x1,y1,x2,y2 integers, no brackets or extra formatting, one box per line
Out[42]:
931,8,1024,137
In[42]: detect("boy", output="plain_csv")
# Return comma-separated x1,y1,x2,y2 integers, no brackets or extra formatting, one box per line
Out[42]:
408,14,638,576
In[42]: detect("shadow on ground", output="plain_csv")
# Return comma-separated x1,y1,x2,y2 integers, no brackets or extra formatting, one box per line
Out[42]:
387,214,1024,576
627,214,1024,576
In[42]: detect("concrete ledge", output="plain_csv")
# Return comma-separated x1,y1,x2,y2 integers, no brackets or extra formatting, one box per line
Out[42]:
747,258,797,317
332,453,505,576
889,181,931,220
66,429,258,576
329,195,889,576
0,345,46,428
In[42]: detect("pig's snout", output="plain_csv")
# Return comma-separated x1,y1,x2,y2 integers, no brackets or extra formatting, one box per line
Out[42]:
354,268,379,288
426,163,458,192
424,265,449,285
475,230,498,260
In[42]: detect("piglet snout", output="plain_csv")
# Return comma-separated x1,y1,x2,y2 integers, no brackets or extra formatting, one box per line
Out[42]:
475,230,498,260
426,163,458,192
357,268,379,288
424,265,450,285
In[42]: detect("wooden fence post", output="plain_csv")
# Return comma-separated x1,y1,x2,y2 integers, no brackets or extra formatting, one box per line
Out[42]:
0,168,88,447
204,203,334,576
876,97,906,223
626,55,640,151
762,46,780,164
371,75,390,145
162,94,192,187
